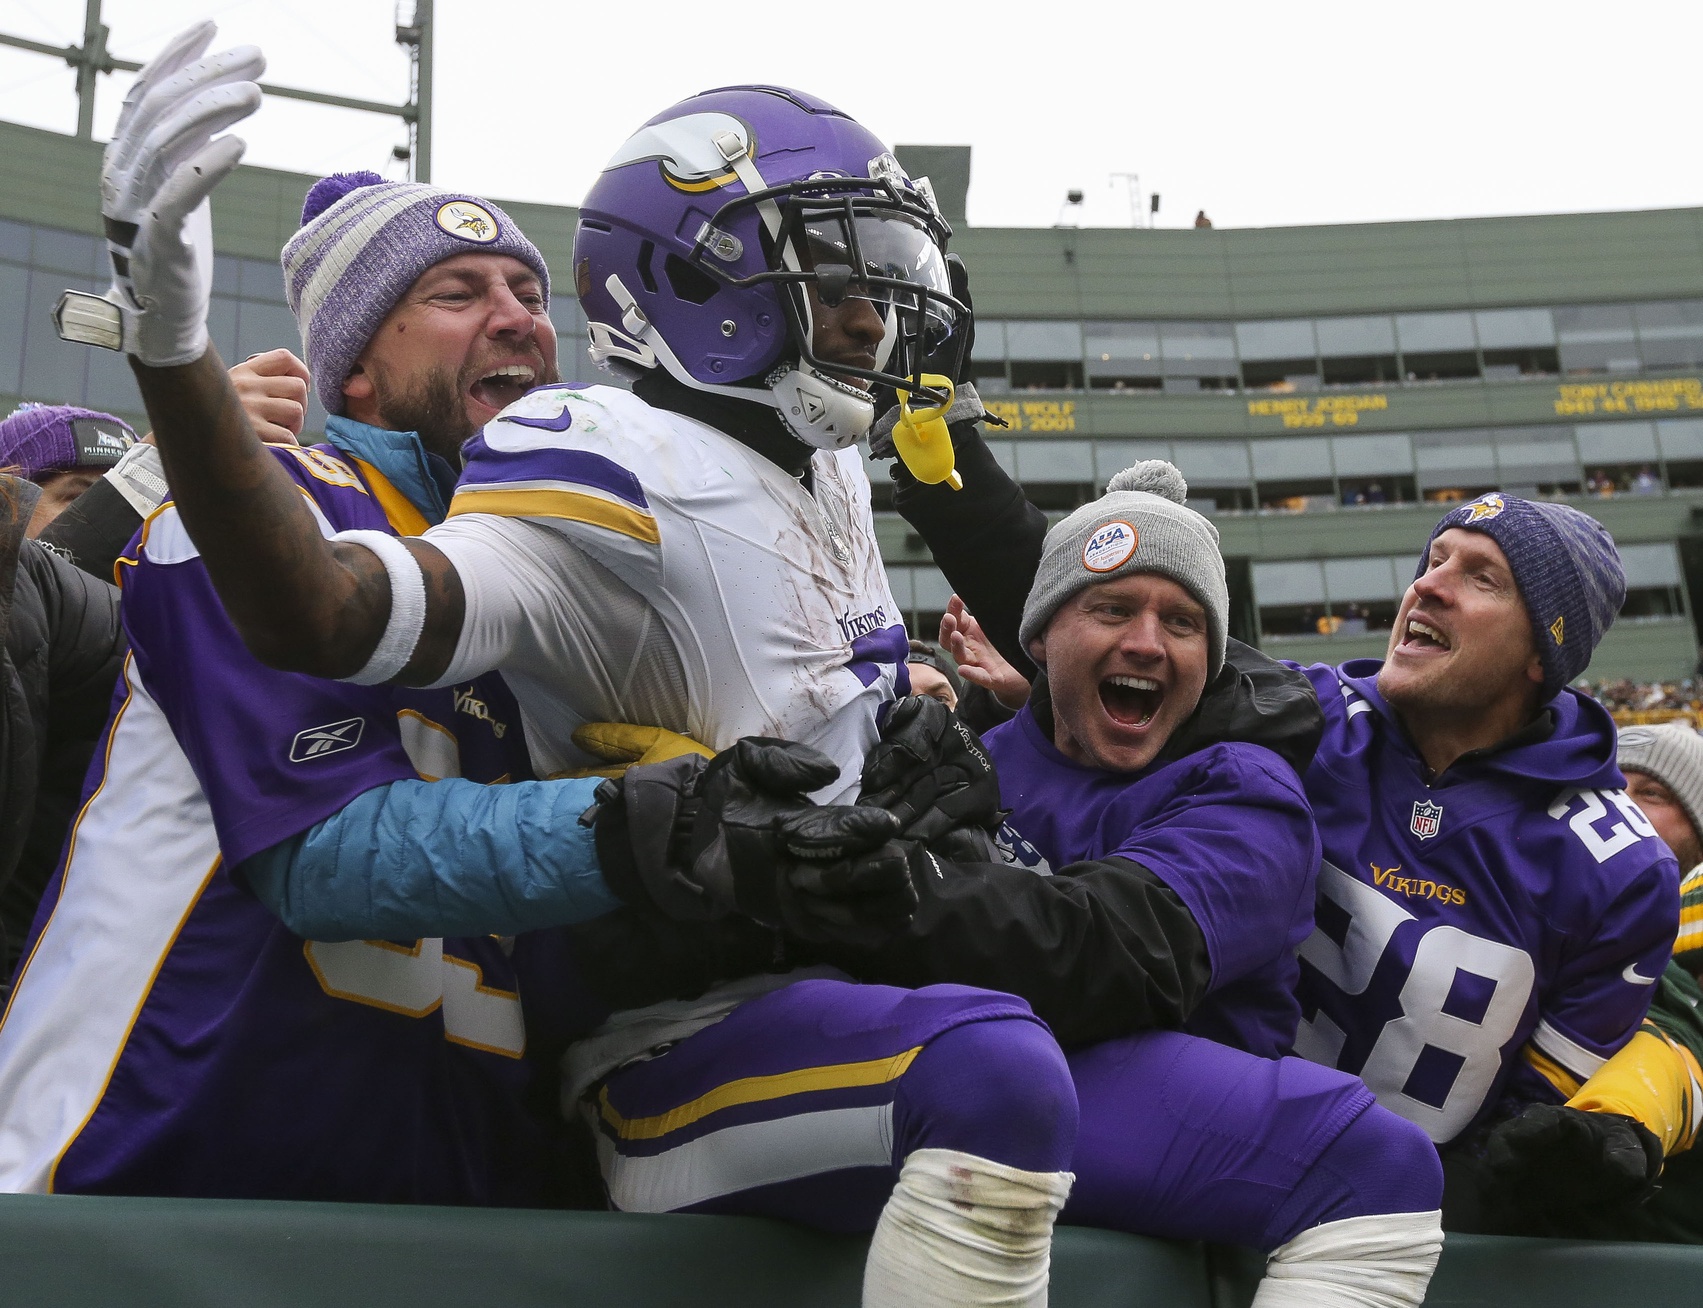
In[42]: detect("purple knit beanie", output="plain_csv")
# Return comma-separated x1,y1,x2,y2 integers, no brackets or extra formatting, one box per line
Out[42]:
1418,492,1625,700
0,404,136,480
282,172,551,414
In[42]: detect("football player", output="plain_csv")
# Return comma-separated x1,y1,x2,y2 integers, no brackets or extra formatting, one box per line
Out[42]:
66,37,1081,1305
0,26,837,1206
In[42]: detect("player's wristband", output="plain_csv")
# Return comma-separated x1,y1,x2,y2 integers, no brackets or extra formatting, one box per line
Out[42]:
331,529,427,685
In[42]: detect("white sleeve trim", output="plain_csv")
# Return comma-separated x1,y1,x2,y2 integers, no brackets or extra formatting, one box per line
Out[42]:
330,529,427,685
1531,1017,1610,1080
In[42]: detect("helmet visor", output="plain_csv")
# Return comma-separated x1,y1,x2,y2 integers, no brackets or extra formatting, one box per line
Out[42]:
800,211,957,343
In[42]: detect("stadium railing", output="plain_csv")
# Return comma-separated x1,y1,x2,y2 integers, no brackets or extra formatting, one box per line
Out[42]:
1,1192,1699,1306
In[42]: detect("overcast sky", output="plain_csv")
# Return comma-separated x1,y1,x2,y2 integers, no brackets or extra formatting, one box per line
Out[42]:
0,0,1697,231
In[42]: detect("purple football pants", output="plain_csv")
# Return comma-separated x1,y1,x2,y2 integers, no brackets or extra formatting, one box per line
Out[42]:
593,978,1441,1249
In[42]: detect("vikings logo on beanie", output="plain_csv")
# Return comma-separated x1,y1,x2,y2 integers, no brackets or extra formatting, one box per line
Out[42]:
282,171,551,416
0,403,135,481
1418,493,1625,699
1018,460,1229,679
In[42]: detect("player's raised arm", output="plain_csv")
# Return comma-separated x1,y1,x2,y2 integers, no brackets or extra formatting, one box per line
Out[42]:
56,23,464,684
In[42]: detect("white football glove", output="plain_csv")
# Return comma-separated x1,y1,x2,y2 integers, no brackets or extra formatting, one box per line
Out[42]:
54,22,264,367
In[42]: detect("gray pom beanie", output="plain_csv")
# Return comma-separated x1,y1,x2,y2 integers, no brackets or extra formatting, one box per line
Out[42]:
1018,460,1229,679
1618,723,1703,850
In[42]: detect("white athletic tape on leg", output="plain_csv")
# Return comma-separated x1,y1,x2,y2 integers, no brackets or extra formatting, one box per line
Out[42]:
1251,1209,1443,1308
331,529,427,685
862,1148,1073,1308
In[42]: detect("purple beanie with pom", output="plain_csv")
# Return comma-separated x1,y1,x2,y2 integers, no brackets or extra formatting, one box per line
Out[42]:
281,172,550,414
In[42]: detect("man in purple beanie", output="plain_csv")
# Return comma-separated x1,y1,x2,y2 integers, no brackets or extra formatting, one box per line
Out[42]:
0,404,135,535
1288,491,1680,1217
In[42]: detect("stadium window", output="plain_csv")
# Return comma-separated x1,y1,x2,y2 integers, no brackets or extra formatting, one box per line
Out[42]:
1323,556,1402,633
1315,315,1398,388
84,346,142,416
1412,428,1497,502
1660,419,1703,489
29,226,100,278
0,218,29,263
1634,300,1703,371
1014,441,1096,507
1010,360,1083,390
1257,480,1337,513
1619,543,1686,618
20,269,91,406
1251,438,1334,507
1235,319,1320,391
1006,321,1083,361
1621,586,1685,618
1576,421,1660,495
1480,346,1560,379
1331,433,1414,476
1476,307,1559,379
235,300,300,363
1339,476,1415,507
1493,425,1582,497
0,263,26,397
1252,559,1326,636
1160,322,1237,391
1322,354,1403,387
972,320,1012,393
1172,440,1252,511
1242,358,1321,391
1093,441,1173,483
1006,320,1084,390
1086,321,1162,390
1554,304,1640,374
1397,314,1481,382
240,258,288,304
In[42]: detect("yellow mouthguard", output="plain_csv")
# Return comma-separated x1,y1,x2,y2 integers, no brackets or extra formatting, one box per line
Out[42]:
892,374,962,491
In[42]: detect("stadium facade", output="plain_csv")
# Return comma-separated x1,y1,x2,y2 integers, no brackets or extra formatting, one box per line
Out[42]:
2,118,1699,681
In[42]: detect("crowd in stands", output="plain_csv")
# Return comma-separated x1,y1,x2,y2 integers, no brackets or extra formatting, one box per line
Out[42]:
1,22,1703,1308
1580,678,1703,721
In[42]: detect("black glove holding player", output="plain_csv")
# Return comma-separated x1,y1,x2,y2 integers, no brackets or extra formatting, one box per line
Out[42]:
857,694,1005,862
588,737,917,948
1476,1103,1664,1232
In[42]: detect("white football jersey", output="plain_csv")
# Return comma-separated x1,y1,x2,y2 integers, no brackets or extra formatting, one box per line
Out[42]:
425,384,909,802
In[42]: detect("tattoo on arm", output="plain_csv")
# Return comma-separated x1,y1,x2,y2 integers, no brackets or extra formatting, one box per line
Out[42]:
131,346,465,681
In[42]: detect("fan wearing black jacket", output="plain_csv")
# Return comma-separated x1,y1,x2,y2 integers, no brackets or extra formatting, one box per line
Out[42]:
0,478,123,984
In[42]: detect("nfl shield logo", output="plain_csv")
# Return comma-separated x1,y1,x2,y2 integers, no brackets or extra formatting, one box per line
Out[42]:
1410,799,1443,840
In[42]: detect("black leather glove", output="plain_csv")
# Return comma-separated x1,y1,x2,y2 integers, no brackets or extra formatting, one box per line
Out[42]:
858,695,1004,860
1483,1104,1663,1221
591,738,917,946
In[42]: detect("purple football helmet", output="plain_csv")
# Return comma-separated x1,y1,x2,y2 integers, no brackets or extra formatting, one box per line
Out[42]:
575,85,967,450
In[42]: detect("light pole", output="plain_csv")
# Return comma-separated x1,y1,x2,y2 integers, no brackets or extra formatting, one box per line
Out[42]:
0,0,433,178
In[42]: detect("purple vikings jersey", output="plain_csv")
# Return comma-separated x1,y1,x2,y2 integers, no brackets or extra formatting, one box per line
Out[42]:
985,707,1321,1059
1293,660,1679,1143
0,444,568,1203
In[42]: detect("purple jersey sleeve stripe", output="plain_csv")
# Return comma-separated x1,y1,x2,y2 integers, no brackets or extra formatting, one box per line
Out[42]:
446,487,661,545
460,434,649,509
